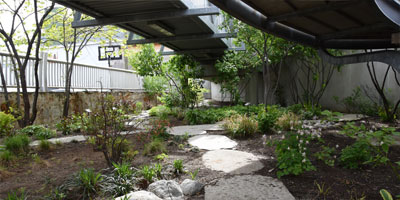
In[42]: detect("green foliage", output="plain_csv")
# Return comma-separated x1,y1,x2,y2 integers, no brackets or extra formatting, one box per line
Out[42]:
268,130,315,178
223,114,258,138
169,107,186,120
128,44,163,76
257,105,283,133
143,76,168,100
56,116,82,135
380,189,393,200
19,125,56,140
188,168,199,180
5,188,27,200
339,140,373,169
38,139,52,151
4,134,30,155
149,105,171,119
148,119,170,139
135,102,144,114
342,87,379,116
173,159,184,174
154,153,169,161
74,168,103,199
143,138,167,156
0,150,15,164
140,165,156,183
0,112,16,136
320,110,343,122
159,89,182,108
314,146,336,167
102,162,136,197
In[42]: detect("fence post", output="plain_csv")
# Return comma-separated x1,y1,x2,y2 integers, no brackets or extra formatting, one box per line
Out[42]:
40,52,48,92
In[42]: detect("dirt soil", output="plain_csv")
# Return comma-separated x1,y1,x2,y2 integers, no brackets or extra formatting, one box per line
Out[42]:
1,123,400,200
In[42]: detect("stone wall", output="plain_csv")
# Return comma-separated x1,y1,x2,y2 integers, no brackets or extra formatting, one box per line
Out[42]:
0,92,146,126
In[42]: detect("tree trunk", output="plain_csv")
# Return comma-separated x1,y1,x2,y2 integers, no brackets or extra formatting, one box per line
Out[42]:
0,62,10,109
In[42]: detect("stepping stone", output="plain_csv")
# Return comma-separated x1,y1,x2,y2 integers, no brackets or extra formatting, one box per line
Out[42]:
188,135,237,150
338,114,366,122
169,123,222,136
205,175,295,200
30,135,87,146
202,150,264,174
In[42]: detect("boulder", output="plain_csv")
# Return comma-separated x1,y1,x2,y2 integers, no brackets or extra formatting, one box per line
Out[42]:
114,190,162,200
148,180,184,200
180,179,203,196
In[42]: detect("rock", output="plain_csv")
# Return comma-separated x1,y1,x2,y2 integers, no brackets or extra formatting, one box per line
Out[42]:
202,150,264,174
114,190,162,200
148,180,184,200
205,175,295,200
180,179,203,196
188,135,237,150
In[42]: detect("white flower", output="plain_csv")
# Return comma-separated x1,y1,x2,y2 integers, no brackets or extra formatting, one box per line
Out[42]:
296,136,299,139
306,141,309,144
278,131,282,134
317,134,321,138
336,144,339,148
262,134,267,140
282,135,285,139
85,109,92,113
333,155,337,159
299,140,303,143
380,141,384,146
302,158,306,163
287,147,290,150
112,107,117,110
302,152,306,157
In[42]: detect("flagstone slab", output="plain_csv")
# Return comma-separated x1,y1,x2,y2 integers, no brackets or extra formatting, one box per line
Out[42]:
188,135,237,150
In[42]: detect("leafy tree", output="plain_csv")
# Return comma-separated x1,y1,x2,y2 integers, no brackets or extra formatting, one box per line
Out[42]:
128,43,163,76
42,8,123,118
0,0,55,127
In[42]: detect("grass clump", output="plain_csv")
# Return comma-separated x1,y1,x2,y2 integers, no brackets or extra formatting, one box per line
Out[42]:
143,138,167,156
173,159,184,174
4,134,30,155
223,114,258,138
0,111,16,136
38,139,52,151
275,112,301,131
19,125,56,140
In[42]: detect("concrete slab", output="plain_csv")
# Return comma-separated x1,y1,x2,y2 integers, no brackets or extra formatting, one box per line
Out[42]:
205,175,295,200
169,124,222,136
188,135,237,150
30,135,87,146
339,114,367,122
202,150,264,174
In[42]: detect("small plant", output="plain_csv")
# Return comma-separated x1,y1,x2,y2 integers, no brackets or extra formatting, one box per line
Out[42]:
112,162,134,179
173,159,184,174
149,105,171,119
320,110,343,122
314,146,336,167
148,119,170,139
339,140,373,169
275,112,300,131
143,138,167,156
223,114,258,138
135,101,144,114
0,111,16,136
5,188,27,200
154,153,169,161
102,162,136,196
153,163,163,179
39,139,52,151
44,187,66,200
140,165,156,184
257,105,282,133
4,134,31,155
314,181,331,200
0,150,15,164
267,129,316,178
20,125,56,140
188,168,199,180
68,168,103,199
56,116,81,135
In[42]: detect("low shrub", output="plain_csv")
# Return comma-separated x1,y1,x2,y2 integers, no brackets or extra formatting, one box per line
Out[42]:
4,134,30,155
257,105,283,133
56,116,82,135
314,146,336,167
103,163,136,197
223,114,258,138
5,188,27,200
184,109,220,125
0,112,16,136
140,165,156,184
65,168,103,199
275,112,301,131
143,138,167,155
339,140,373,169
148,119,170,139
19,125,56,140
135,102,144,114
149,105,171,119
170,107,186,120
0,150,15,164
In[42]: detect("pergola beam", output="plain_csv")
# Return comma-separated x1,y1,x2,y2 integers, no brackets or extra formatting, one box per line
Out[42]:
268,1,361,22
160,46,245,56
127,33,236,45
72,7,220,28
319,23,389,40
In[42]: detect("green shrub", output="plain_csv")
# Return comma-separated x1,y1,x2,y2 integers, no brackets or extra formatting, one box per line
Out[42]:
38,139,52,151
170,107,186,120
5,188,27,200
159,89,182,108
102,162,135,196
0,112,16,136
140,165,156,183
268,130,315,178
314,146,336,167
154,153,168,161
223,114,258,138
339,140,373,169
184,109,220,125
173,159,184,174
135,102,144,114
143,138,167,155
19,125,56,140
56,116,82,135
4,134,30,155
143,76,168,100
257,105,283,133
149,105,171,119
148,119,170,139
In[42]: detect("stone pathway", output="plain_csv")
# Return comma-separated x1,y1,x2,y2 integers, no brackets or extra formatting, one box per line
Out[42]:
205,175,295,200
188,135,237,150
202,150,264,174
168,123,224,136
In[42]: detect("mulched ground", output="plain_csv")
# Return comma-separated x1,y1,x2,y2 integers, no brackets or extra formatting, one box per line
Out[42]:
1,120,400,200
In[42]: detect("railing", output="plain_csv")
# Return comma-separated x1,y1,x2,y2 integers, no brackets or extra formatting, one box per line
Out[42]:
0,52,143,92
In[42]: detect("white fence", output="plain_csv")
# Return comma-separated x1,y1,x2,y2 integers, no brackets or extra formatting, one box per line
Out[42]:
0,52,144,92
